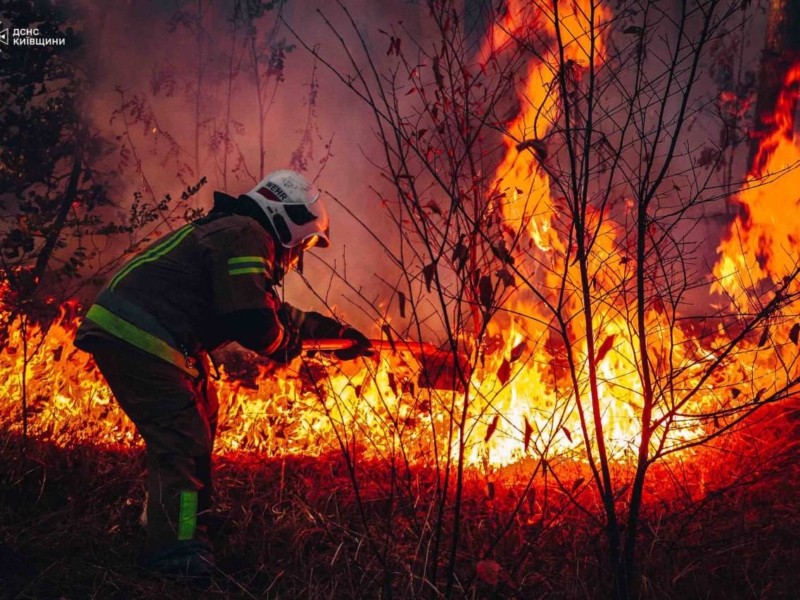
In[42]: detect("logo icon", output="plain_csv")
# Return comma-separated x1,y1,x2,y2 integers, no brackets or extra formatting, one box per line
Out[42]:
0,27,8,45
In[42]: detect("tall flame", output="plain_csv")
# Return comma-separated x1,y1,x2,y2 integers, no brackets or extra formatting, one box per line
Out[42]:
714,64,800,297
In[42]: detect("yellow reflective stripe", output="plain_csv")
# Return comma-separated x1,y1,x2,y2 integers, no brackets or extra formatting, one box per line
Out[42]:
84,305,199,378
229,267,268,276
227,256,269,265
177,490,198,541
110,224,195,290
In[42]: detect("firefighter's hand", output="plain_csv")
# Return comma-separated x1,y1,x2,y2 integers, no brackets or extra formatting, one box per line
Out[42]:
267,306,302,364
335,326,374,361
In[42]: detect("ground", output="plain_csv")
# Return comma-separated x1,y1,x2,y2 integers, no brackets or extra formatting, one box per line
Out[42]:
1,430,800,599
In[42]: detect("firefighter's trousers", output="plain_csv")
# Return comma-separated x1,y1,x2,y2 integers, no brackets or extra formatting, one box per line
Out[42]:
89,339,219,556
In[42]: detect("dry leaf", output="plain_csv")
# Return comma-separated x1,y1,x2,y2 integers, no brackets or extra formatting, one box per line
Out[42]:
523,418,533,453
452,239,469,272
497,358,511,385
492,241,514,265
516,138,548,160
426,199,442,215
479,275,494,310
510,342,527,362
381,324,396,351
496,268,515,287
758,327,769,348
422,262,437,292
485,415,499,442
594,334,616,364
398,292,406,318
789,323,800,345
562,426,573,443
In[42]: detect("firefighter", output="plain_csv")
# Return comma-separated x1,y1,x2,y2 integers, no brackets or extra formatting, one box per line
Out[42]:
73,170,371,578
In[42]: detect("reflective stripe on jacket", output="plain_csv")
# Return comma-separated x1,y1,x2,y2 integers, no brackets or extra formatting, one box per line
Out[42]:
83,290,200,378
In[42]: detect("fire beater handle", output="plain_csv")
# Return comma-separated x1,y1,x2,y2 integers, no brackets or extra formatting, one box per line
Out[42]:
302,338,441,356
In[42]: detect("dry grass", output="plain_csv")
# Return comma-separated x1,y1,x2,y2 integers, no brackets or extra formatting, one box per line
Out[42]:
1,426,800,600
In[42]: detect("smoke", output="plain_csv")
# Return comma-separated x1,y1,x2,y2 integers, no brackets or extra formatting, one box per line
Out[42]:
45,0,775,332
61,0,430,332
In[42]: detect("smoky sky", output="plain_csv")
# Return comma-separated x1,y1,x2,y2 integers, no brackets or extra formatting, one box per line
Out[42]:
13,0,774,332
53,0,428,333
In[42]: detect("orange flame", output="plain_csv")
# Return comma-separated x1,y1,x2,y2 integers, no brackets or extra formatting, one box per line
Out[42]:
714,64,800,295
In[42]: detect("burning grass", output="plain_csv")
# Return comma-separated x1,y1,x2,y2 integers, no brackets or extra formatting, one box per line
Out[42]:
2,296,800,597
1,421,799,599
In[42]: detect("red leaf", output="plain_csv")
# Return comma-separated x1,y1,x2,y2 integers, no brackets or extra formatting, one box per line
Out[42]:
485,415,499,442
510,342,527,362
523,418,533,453
497,358,511,385
594,334,616,364
571,477,585,493
562,426,573,443
651,297,665,315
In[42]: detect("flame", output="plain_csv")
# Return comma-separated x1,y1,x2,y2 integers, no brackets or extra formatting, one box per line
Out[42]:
2,6,800,473
714,64,800,297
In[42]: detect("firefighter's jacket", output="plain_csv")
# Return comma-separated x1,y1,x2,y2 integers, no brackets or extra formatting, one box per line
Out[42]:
74,212,289,377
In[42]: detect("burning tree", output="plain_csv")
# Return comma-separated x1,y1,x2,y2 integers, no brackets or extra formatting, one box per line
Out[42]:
298,0,800,596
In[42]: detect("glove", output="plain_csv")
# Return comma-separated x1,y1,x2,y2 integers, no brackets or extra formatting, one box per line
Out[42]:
335,326,373,361
266,305,302,364
289,307,373,361
298,310,344,339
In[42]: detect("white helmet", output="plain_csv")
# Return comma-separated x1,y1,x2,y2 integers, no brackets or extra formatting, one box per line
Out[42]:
245,170,330,250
